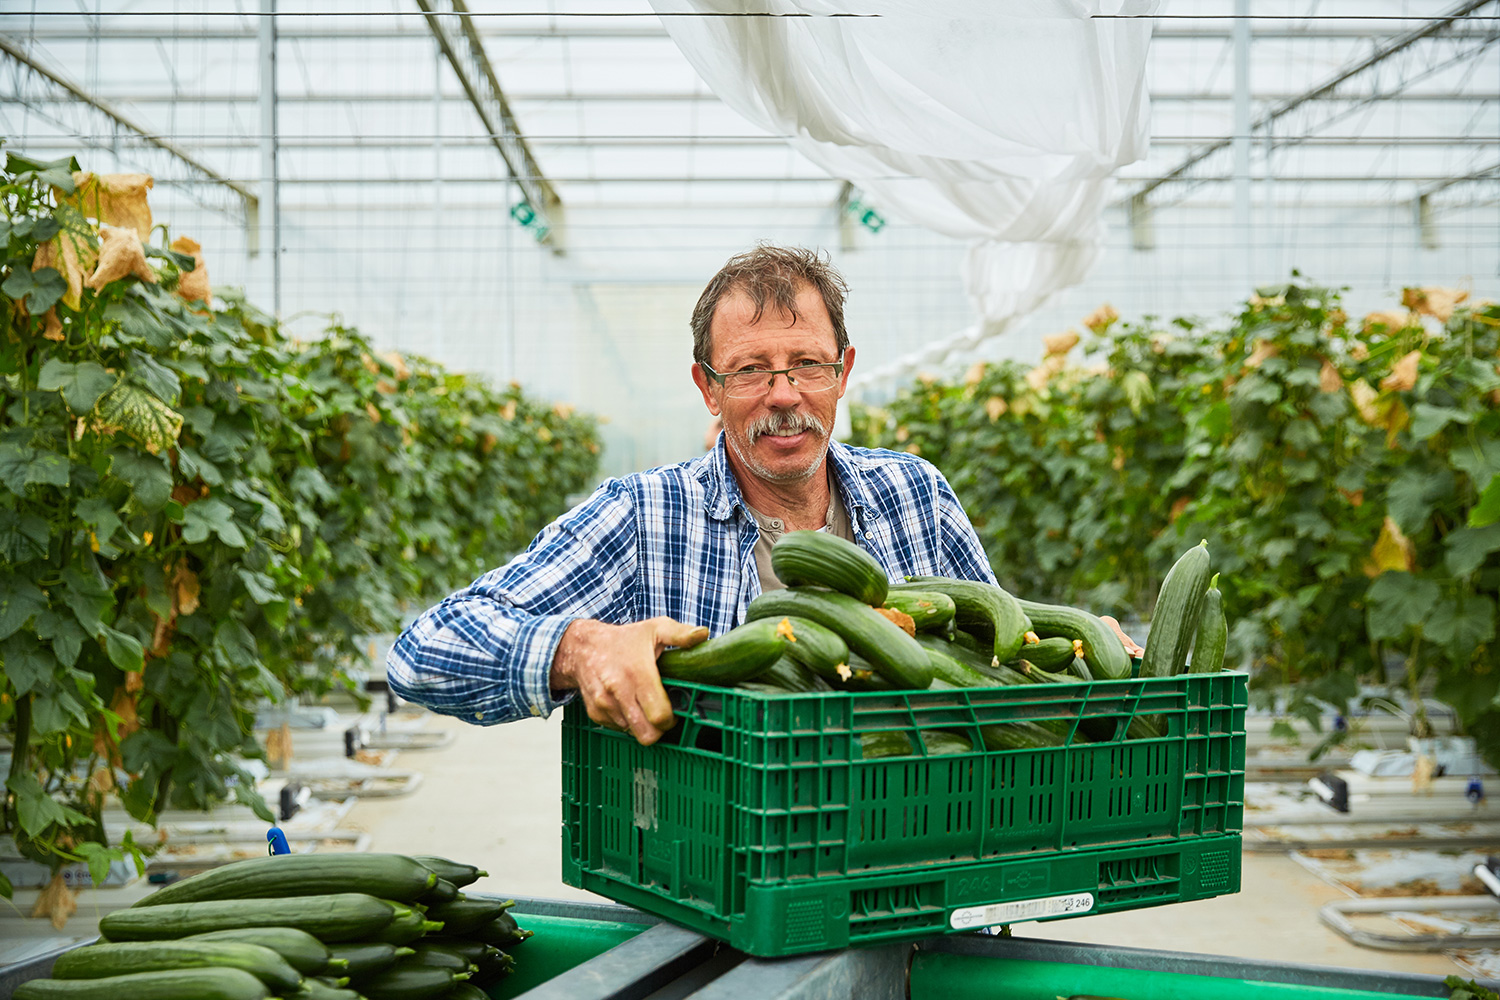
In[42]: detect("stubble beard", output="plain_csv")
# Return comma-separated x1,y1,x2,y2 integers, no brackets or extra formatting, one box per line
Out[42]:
724,409,830,484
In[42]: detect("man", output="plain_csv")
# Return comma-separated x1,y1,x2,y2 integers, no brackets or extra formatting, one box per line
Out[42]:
388,245,1137,745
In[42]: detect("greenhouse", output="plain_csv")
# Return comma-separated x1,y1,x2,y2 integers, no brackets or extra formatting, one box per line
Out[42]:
1,1,1498,996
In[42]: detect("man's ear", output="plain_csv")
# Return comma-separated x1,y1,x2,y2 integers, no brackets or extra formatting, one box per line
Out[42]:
691,362,722,416
835,346,856,399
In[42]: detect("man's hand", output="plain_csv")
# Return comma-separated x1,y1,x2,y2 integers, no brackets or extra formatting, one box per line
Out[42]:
550,617,710,746
1099,615,1144,659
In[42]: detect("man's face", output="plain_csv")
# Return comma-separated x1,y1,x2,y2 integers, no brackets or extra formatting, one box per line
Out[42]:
691,283,855,486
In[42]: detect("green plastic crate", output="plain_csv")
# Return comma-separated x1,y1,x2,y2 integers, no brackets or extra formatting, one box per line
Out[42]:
562,672,1247,957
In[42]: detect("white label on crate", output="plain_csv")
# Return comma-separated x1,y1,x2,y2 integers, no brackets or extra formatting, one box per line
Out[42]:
949,892,1095,929
632,768,658,831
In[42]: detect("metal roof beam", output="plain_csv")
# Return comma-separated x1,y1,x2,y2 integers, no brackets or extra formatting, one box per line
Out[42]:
0,35,258,224
0,24,670,41
416,0,562,251
1130,0,1500,208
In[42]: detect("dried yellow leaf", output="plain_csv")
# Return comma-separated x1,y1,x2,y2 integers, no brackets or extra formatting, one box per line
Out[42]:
1083,303,1119,333
266,721,293,770
1244,340,1279,369
32,873,79,930
68,172,153,238
1042,330,1080,357
1350,341,1370,362
895,425,910,443
985,396,1008,422
1112,445,1126,471
86,224,156,291
41,308,64,342
88,767,116,794
174,560,201,616
365,402,381,423
501,400,517,421
1318,358,1342,394
1402,286,1468,322
33,235,93,312
378,350,411,380
1380,350,1421,392
170,235,211,308
1349,380,1381,425
963,362,987,386
1365,516,1416,576
1362,310,1416,333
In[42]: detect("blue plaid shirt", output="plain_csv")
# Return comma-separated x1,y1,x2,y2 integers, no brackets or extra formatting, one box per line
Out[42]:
386,438,995,724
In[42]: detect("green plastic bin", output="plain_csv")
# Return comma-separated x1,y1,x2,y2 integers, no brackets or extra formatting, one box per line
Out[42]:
562,672,1247,957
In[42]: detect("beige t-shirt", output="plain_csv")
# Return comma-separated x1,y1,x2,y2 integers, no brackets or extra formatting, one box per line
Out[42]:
744,469,855,595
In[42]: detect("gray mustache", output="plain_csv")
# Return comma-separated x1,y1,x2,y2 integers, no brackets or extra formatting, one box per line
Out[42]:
745,410,826,444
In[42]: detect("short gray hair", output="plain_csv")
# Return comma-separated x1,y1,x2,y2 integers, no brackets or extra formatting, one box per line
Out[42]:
691,245,850,366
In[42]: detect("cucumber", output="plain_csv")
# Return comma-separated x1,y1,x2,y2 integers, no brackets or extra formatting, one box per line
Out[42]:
101,893,408,943
401,943,476,974
776,616,850,678
924,647,1004,689
183,927,336,975
882,590,956,633
297,977,363,1000
422,878,459,905
1018,635,1076,670
134,854,437,908
1016,599,1132,681
445,985,493,1000
51,941,301,993
978,721,1068,751
753,653,828,692
410,857,487,889
1066,656,1094,681
425,896,512,935
1190,573,1228,673
656,617,785,685
949,629,989,655
359,965,469,1000
15,968,272,1000
470,910,532,949
862,729,974,758
1141,540,1213,678
325,942,413,981
1021,661,1082,685
839,653,897,691
419,940,508,977
367,907,445,945
770,530,889,606
913,634,1029,686
746,587,932,689
896,577,1030,664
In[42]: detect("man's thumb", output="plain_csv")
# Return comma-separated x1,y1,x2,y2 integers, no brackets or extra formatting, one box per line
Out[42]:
659,621,710,651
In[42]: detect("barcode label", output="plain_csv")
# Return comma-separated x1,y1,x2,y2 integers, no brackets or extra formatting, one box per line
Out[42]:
949,892,1095,929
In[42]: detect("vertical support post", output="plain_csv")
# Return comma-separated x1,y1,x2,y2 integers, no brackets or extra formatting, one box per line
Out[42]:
1231,0,1253,286
1129,192,1154,251
1417,193,1439,249
433,36,445,359
836,181,857,252
258,1,281,318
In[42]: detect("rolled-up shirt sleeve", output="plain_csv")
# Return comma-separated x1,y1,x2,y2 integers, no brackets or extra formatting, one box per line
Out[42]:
387,480,639,724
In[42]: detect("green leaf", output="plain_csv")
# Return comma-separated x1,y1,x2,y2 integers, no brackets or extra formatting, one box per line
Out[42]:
0,507,50,562
0,633,57,695
181,498,248,548
1445,523,1500,577
0,576,47,641
128,352,182,406
214,619,260,667
74,496,124,547
96,384,184,455
1,267,66,313
1386,467,1440,534
34,609,85,668
1409,403,1470,441
39,359,117,413
1451,438,1500,485
0,442,70,494
1472,475,1500,529
109,450,172,510
75,842,116,887
1425,592,1496,659
31,688,87,736
6,774,66,835
103,626,145,673
238,569,281,605
1366,572,1441,641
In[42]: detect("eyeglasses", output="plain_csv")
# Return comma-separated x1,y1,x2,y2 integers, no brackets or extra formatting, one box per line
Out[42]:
699,359,845,399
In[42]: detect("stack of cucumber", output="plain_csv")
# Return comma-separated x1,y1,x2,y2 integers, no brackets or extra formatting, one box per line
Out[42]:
656,532,1228,753
16,854,529,1000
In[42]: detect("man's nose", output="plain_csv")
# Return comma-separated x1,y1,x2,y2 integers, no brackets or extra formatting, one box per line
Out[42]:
764,372,802,407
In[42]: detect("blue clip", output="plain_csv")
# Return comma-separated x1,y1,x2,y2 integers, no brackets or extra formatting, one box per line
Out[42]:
266,827,291,856
1467,779,1485,806
1333,714,1347,733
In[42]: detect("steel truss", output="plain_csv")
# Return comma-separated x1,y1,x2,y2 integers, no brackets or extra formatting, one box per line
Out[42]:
0,35,257,230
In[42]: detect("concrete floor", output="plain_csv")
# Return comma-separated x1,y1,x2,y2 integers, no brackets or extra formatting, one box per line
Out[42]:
343,710,1469,980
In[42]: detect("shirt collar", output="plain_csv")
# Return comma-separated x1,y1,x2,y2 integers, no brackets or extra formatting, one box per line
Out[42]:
700,434,877,529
